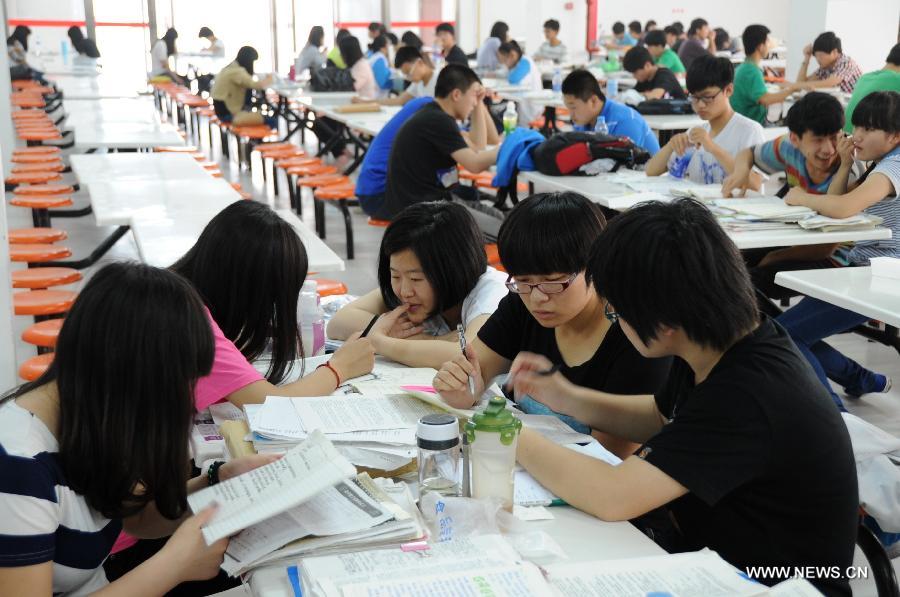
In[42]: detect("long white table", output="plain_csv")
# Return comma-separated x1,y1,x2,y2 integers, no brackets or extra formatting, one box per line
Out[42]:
59,98,161,127
48,74,146,99
71,122,184,149
775,267,900,327
70,153,207,185
87,179,242,227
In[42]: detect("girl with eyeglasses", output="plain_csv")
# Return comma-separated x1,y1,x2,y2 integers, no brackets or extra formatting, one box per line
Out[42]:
434,192,672,458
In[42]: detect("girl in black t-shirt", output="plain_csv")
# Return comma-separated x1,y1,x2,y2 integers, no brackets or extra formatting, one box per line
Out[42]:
433,192,671,458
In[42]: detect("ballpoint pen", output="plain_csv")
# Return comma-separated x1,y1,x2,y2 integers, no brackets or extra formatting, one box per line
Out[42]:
457,324,476,397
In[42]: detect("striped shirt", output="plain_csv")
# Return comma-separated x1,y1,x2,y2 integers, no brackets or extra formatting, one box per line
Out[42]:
813,53,863,94
848,146,900,264
0,401,121,596
753,135,851,193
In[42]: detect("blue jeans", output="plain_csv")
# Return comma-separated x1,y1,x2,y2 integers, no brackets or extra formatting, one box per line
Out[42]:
777,297,883,409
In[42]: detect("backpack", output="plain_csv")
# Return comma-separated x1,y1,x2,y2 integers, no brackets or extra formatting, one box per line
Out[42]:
531,131,651,176
635,99,694,115
309,66,356,92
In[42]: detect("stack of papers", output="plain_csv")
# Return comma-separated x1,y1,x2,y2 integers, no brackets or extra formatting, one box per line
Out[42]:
514,442,621,507
797,213,883,231
712,197,816,222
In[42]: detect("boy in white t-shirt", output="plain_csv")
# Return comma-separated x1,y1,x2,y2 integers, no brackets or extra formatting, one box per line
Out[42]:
646,54,765,185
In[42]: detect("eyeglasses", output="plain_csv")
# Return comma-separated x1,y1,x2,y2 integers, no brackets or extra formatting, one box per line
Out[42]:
604,303,621,324
505,273,578,295
688,89,723,106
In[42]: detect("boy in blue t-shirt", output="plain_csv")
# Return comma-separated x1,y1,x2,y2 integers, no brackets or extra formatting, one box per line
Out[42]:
561,69,660,155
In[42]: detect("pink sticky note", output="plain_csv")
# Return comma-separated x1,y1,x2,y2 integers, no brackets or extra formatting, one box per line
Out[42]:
401,385,436,394
401,541,430,552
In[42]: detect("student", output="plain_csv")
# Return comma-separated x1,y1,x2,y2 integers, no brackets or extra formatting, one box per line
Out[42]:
0,262,280,595
628,21,642,43
211,46,275,127
533,19,567,63
66,26,100,58
377,64,499,220
844,44,900,132
561,69,660,155
646,55,764,184
198,26,224,57
677,18,716,71
607,21,637,50
491,198,857,596
723,93,856,302
498,40,542,123
368,34,393,98
477,21,509,71
731,24,805,125
436,22,468,66
368,22,386,42
171,200,375,410
326,29,351,68
149,28,183,83
400,31,424,52
329,202,508,368
296,26,326,77
643,29,685,75
341,35,377,99
433,193,673,457
778,91,899,408
713,28,732,55
644,20,658,34
797,32,862,94
362,46,437,107
6,25,29,68
623,45,686,99
664,24,683,54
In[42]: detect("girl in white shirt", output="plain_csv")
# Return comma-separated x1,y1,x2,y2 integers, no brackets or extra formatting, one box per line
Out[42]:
328,202,508,369
149,28,185,84
340,36,377,100
498,41,543,125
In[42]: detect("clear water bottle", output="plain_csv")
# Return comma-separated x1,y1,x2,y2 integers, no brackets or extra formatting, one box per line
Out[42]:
502,101,518,135
465,396,522,511
551,67,562,93
298,280,325,357
594,116,609,135
60,40,69,64
417,414,461,498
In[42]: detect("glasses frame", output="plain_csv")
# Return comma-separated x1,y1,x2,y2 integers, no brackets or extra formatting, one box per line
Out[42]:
688,89,723,106
505,273,579,295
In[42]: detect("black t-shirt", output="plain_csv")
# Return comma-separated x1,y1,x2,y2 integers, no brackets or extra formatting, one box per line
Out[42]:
478,293,672,399
380,102,467,219
443,45,469,66
634,67,686,99
641,318,857,596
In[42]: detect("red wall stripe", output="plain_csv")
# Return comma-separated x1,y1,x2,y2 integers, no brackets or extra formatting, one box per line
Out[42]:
8,19,148,28
334,21,455,29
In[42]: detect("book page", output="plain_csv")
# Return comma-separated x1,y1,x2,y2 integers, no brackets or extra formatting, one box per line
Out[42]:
187,430,357,543
291,395,440,433
254,396,307,440
347,367,438,397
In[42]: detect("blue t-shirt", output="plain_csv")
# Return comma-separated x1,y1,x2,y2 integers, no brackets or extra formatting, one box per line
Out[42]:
356,97,434,197
369,53,393,91
575,99,660,155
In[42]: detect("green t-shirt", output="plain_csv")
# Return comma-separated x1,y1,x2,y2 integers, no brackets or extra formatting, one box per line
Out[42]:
326,46,346,69
655,48,685,74
731,61,768,125
844,69,900,132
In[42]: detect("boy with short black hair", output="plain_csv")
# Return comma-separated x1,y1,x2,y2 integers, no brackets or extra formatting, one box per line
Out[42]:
623,45,686,99
628,20,642,41
435,22,468,66
534,19,567,63
561,69,659,154
360,46,438,106
798,31,863,93
607,21,638,50
644,29,685,75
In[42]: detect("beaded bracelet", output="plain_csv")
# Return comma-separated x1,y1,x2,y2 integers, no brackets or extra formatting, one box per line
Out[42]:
207,460,226,486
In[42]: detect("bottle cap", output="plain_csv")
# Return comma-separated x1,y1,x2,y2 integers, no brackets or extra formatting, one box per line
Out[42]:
417,413,459,450
465,396,522,445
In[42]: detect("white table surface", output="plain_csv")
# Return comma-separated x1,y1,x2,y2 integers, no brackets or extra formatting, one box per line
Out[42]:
70,153,208,185
48,74,146,99
643,114,706,132
60,98,161,126
247,506,664,597
87,179,242,226
775,267,900,327
71,122,184,149
33,53,101,77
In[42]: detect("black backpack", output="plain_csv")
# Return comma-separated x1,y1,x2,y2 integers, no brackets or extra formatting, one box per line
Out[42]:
531,131,651,176
635,99,694,115
309,67,355,92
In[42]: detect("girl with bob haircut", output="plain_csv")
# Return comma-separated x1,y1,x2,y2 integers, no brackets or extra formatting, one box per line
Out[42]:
433,192,672,457
0,262,276,594
172,200,374,410
328,201,507,369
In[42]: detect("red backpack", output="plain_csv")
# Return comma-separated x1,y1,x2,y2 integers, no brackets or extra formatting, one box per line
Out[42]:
531,131,650,176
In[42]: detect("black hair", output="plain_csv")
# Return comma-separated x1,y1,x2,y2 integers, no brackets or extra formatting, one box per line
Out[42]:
685,54,734,93
308,25,325,47
235,45,258,75
436,22,456,37
812,31,842,54
490,21,510,41
498,192,607,277
378,202,486,317
786,91,844,136
171,201,307,384
394,45,422,68
386,32,398,45
543,19,560,32
562,69,605,102
434,63,481,98
663,26,677,37
670,21,685,35
851,91,900,134
612,22,625,35
498,40,522,59
644,30,667,48
688,18,708,37
162,28,178,56
198,26,214,38
3,262,215,520
742,24,770,56
370,34,389,53
339,35,365,68
628,21,642,35
887,43,900,66
714,27,730,49
623,45,653,73
401,31,424,50
586,199,758,351
368,22,385,34
8,25,30,51
335,28,351,43
645,20,657,31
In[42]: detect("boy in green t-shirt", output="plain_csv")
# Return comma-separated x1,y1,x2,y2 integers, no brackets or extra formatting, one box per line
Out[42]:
843,44,900,132
731,24,804,124
644,30,685,75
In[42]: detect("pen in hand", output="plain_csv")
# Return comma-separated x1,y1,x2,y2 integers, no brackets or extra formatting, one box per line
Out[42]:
457,324,477,398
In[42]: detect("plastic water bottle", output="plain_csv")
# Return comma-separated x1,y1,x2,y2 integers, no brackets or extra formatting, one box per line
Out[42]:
551,67,562,93
606,77,618,98
60,40,69,64
502,101,518,134
594,116,609,135
298,280,326,357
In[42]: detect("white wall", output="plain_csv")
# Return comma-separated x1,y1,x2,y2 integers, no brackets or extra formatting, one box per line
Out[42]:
6,0,85,58
824,0,898,72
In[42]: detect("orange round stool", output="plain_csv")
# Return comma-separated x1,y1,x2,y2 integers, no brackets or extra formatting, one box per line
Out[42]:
19,353,54,381
11,153,63,165
276,156,321,169
13,290,77,316
312,279,348,297
5,171,63,186
22,319,64,348
12,146,60,154
367,218,390,227
12,267,82,289
12,161,65,173
254,141,295,153
9,244,72,263
288,164,338,178
298,174,349,188
154,145,200,153
10,195,74,210
14,184,75,196
9,228,68,244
